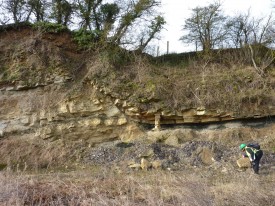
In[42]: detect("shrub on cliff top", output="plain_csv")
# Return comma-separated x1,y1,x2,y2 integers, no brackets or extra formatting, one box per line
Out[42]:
32,22,68,33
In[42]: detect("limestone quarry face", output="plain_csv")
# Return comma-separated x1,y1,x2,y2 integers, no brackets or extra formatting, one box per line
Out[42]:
0,26,144,145
0,83,144,143
0,26,275,170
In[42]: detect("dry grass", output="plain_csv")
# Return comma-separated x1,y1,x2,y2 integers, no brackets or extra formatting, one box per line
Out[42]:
0,166,274,206
0,136,87,171
91,50,275,113
211,171,275,206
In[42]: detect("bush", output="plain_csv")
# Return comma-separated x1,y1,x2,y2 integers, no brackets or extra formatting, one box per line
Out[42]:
32,22,68,33
73,29,100,49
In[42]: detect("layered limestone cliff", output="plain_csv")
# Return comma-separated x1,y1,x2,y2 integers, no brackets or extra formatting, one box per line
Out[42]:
0,25,275,169
0,82,144,143
1,26,275,134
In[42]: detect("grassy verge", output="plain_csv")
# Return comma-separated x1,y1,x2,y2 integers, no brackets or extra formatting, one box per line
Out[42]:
0,165,274,206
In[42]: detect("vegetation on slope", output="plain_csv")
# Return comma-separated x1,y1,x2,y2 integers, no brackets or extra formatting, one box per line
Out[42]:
89,44,275,117
0,23,275,206
1,23,275,116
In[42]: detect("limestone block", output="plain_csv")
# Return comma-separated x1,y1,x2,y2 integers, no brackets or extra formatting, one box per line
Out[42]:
152,160,162,169
56,125,66,132
196,110,206,116
161,120,175,124
114,99,122,106
139,149,154,158
20,116,30,125
183,117,198,123
182,109,196,117
105,106,120,117
224,122,242,129
91,118,102,126
55,123,75,134
58,104,69,114
51,116,65,121
54,75,65,83
46,112,55,122
127,160,136,166
175,119,185,124
6,87,15,91
197,106,205,110
129,163,141,170
16,84,29,90
64,75,72,81
175,129,195,143
120,124,145,142
126,107,139,113
161,110,175,116
237,157,251,168
92,99,100,105
141,158,151,170
39,110,47,120
30,113,39,126
104,119,115,126
125,110,139,116
39,119,48,126
36,127,53,139
221,116,234,121
201,117,220,122
122,101,128,108
164,135,179,147
146,108,158,115
78,118,101,127
198,147,214,165
117,117,127,125
68,101,102,114
147,130,166,142
4,124,29,134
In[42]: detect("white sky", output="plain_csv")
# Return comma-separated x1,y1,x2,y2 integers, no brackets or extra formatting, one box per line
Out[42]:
157,0,274,54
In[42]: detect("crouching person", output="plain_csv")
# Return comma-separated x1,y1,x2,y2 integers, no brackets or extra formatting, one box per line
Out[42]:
239,143,263,174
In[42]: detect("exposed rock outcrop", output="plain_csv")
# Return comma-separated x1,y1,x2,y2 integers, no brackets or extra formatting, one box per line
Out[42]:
237,157,251,168
1,26,275,171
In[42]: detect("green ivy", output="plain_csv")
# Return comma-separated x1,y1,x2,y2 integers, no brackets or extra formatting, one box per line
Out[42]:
32,22,68,33
72,29,99,49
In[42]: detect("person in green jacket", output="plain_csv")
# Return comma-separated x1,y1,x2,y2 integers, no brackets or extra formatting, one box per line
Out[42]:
239,143,263,174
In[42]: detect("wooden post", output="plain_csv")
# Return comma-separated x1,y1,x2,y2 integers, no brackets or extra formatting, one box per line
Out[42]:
154,114,161,131
157,46,159,57
167,41,169,54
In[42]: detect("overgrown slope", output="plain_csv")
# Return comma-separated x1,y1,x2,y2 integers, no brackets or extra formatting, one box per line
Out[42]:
0,25,275,164
0,24,275,206
1,25,275,120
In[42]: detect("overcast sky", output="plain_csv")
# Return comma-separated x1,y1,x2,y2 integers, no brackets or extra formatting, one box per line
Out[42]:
157,0,274,54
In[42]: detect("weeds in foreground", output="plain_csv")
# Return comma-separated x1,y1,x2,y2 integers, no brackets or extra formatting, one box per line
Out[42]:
0,166,274,206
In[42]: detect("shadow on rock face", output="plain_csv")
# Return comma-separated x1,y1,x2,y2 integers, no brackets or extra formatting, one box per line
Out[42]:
116,142,135,148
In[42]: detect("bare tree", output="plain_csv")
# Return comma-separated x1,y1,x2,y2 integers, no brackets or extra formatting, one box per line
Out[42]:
110,0,161,45
74,0,164,52
27,0,51,22
136,15,165,52
1,0,31,23
226,10,252,48
96,3,120,39
0,0,11,24
0,0,164,52
76,0,103,30
180,2,228,52
52,0,74,26
227,10,275,48
252,15,274,45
